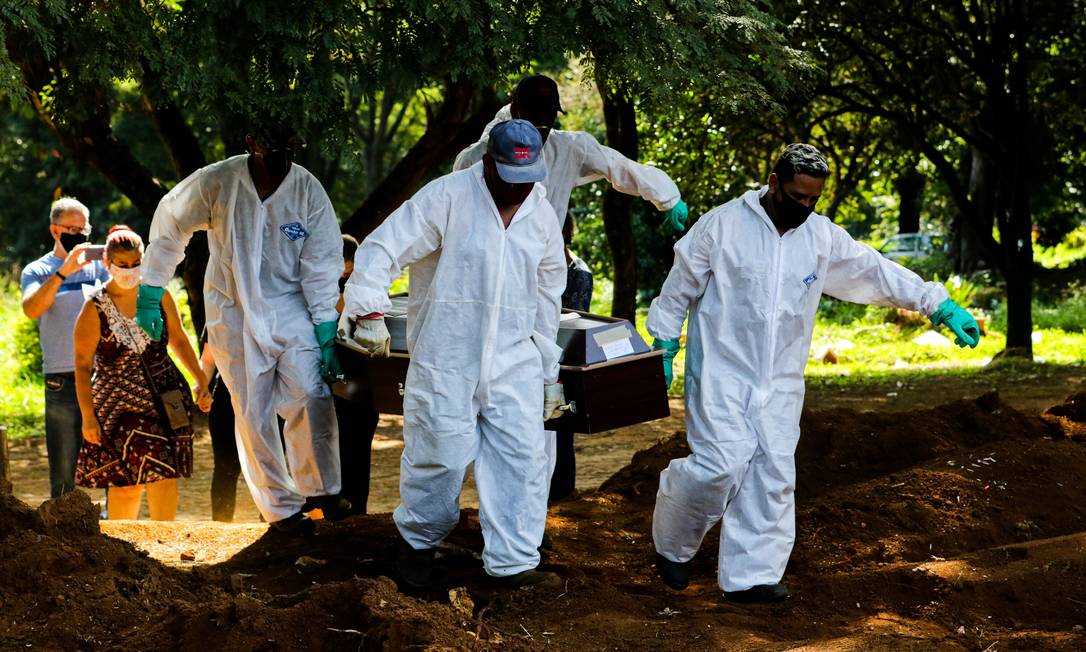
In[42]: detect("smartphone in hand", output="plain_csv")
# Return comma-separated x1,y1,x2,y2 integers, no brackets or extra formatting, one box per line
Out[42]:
84,245,106,261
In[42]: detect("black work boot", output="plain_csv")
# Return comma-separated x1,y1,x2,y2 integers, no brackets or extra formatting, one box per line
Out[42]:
723,583,791,603
269,511,315,536
488,569,562,589
303,495,354,521
395,536,436,590
655,553,691,590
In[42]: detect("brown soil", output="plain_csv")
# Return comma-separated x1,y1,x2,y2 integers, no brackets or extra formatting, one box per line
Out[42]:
3,371,1086,650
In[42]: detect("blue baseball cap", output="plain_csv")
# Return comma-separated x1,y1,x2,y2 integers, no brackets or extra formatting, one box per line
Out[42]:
487,119,546,184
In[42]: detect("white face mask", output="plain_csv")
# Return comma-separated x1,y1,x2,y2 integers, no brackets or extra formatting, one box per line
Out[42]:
109,264,142,289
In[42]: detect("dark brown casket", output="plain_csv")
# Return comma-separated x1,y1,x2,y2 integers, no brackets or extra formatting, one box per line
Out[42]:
334,298,670,434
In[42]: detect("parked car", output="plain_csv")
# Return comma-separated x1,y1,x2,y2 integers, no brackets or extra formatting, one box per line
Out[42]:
878,232,947,262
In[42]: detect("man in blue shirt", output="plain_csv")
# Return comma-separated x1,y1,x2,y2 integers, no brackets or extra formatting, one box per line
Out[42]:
21,197,109,497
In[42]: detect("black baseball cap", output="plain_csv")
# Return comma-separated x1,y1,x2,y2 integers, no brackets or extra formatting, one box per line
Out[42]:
512,75,565,114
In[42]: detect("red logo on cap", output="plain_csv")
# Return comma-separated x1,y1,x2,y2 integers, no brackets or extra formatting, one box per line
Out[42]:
514,146,533,160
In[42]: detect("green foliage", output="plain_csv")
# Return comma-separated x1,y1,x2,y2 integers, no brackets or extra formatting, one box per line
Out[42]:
13,308,42,381
933,274,979,309
0,276,45,439
1034,225,1086,269
990,285,1086,334
816,297,870,326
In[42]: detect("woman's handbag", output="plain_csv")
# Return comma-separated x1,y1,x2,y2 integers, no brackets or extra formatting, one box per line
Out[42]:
118,310,192,432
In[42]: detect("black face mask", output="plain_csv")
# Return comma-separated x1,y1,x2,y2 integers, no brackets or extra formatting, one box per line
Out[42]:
264,148,294,177
59,232,87,253
772,188,815,231
338,276,348,293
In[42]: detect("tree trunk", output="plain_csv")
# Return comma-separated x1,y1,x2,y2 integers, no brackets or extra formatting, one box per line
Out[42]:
141,72,211,339
1000,41,1034,356
341,82,500,239
895,163,924,234
597,81,639,321
953,145,997,273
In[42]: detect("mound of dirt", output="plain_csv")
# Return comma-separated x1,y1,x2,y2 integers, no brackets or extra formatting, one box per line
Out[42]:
5,390,1086,651
0,491,483,651
1042,391,1086,440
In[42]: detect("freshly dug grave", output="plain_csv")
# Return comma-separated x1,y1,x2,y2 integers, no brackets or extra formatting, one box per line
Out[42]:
4,391,1086,651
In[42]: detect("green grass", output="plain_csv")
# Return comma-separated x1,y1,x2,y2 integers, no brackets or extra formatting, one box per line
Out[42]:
614,286,1086,397
0,277,46,439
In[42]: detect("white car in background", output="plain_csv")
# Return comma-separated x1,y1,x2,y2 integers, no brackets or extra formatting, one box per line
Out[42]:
878,232,947,262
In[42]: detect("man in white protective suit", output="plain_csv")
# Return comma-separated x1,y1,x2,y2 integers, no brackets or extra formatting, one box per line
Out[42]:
454,74,689,503
340,119,567,589
137,128,350,535
647,143,982,602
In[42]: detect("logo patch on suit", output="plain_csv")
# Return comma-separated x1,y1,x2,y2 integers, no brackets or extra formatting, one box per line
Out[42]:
802,272,818,288
280,222,309,241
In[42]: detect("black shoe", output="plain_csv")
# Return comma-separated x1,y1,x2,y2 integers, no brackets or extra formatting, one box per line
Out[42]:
540,530,553,550
269,511,315,536
395,537,436,590
488,569,562,589
655,554,690,590
723,583,790,603
303,495,354,521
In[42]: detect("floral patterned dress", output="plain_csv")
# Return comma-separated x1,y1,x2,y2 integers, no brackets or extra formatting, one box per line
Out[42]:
75,289,194,488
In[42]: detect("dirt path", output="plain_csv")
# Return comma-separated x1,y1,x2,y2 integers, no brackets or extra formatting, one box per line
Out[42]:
12,362,1084,521
10,405,689,521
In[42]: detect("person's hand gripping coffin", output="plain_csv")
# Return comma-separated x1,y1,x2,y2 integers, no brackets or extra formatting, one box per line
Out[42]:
337,307,391,357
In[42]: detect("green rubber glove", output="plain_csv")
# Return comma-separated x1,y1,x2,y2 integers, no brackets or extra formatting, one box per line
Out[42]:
135,285,166,341
653,337,681,389
929,298,982,348
662,200,689,234
314,320,343,384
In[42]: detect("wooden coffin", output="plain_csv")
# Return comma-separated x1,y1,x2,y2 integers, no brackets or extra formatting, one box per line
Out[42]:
333,300,670,434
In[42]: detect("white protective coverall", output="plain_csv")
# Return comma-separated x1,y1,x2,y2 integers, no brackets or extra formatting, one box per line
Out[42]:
343,162,566,577
455,105,680,478
454,105,681,226
645,187,949,592
142,155,343,523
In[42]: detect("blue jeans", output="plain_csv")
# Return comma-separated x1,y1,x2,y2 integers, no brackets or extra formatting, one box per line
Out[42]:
44,373,83,497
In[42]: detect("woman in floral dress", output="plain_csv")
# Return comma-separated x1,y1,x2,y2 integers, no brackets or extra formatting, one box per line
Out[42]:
73,226,210,520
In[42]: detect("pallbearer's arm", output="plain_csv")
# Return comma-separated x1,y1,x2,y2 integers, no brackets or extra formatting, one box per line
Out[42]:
533,214,567,384
576,132,681,211
142,172,212,288
822,223,948,316
344,187,446,317
645,215,716,340
299,182,342,325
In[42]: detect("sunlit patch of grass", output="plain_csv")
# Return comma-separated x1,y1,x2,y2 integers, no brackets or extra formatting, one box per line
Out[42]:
0,276,46,439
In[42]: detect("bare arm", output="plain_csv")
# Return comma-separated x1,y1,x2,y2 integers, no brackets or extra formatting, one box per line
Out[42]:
73,300,101,443
22,244,92,319
162,290,207,391
199,341,216,380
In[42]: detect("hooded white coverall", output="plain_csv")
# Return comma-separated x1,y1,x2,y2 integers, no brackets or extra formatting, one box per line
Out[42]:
455,105,680,478
646,187,949,592
142,155,342,523
344,163,566,577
